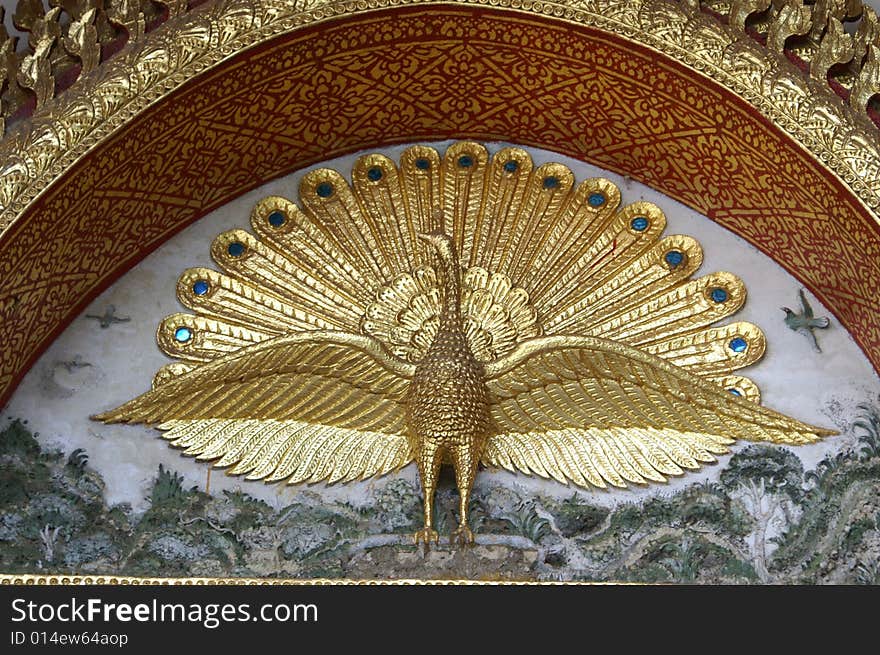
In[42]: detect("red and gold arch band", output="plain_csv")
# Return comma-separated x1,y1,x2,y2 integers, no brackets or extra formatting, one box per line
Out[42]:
0,5,878,407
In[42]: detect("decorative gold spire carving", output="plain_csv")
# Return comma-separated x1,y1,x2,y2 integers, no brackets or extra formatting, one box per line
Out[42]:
767,0,813,53
107,0,144,43
852,43,880,113
812,17,854,81
64,7,101,75
730,0,771,31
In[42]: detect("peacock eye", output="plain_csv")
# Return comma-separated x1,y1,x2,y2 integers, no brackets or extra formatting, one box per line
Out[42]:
729,337,748,353
267,210,286,227
664,250,685,268
174,327,192,343
710,287,729,303
630,216,649,232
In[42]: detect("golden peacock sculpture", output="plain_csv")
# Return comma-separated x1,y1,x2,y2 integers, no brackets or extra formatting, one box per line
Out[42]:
94,142,835,547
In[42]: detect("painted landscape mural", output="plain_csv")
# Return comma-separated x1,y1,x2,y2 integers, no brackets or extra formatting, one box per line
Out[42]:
2,399,878,583
1,145,878,584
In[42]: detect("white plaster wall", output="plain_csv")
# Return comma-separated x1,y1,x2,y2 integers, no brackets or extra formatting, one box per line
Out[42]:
3,141,877,513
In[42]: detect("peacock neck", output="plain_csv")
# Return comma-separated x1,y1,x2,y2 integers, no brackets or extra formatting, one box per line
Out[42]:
436,244,464,337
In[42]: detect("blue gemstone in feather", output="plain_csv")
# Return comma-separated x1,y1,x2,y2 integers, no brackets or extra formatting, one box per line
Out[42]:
316,182,334,198
665,250,685,268
267,210,285,227
710,287,728,303
227,242,245,257
543,176,559,189
458,155,473,168
192,280,209,296
729,338,748,353
588,192,605,207
630,217,649,232
415,158,430,170
174,327,192,343
728,388,742,397
367,167,383,182
504,160,518,173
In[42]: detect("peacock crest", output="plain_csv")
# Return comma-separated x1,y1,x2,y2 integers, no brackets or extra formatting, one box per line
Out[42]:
96,141,834,545
154,142,763,400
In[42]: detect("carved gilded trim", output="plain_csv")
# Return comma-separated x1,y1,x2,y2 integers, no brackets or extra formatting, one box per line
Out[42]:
3,0,878,128
0,0,879,241
0,574,616,584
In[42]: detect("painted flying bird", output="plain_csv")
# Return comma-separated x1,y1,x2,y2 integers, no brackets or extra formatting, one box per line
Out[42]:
86,304,131,329
782,289,830,353
94,143,834,547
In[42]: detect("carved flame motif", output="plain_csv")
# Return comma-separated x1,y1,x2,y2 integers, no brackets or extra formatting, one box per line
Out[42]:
94,142,834,546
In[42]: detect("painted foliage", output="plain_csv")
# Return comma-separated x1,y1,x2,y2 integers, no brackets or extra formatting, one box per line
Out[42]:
2,400,878,583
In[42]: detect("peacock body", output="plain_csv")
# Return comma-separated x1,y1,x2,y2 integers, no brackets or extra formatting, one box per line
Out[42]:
95,142,833,545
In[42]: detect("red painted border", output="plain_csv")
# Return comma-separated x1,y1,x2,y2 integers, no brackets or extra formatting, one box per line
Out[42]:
0,6,877,410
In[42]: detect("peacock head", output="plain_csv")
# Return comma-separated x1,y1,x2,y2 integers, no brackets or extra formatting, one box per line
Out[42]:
416,231,456,262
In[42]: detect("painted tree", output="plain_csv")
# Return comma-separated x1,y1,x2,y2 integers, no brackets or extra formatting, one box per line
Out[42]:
720,445,804,581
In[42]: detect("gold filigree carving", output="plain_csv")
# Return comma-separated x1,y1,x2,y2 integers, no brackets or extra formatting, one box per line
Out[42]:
812,17,854,81
852,6,880,64
107,0,145,43
15,6,61,109
63,7,101,75
0,573,586,584
1,0,879,243
705,0,880,114
94,144,833,546
155,0,189,19
767,0,813,53
730,0,771,31
2,0,880,129
0,10,14,137
852,44,880,113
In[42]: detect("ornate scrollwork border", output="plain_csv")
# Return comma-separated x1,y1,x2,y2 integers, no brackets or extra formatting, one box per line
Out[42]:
0,0,879,235
0,574,605,585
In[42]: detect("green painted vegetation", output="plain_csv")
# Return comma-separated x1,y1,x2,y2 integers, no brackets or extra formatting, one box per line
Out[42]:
1,404,878,582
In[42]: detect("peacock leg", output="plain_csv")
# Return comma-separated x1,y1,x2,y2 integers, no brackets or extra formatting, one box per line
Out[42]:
449,443,478,546
413,440,442,548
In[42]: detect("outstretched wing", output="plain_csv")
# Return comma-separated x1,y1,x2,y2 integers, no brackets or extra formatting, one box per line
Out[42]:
799,288,815,319
94,331,417,484
482,336,834,489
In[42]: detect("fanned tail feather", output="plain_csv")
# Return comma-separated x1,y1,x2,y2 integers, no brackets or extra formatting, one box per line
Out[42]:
155,143,770,396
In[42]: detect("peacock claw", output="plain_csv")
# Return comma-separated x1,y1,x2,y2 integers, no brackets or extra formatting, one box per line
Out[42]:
413,527,440,549
451,524,475,546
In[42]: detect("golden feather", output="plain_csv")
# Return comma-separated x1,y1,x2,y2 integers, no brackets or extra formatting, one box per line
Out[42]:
95,332,416,483
482,335,832,489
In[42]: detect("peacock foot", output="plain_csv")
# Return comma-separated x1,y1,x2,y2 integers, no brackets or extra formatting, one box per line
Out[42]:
413,527,440,549
450,524,475,546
